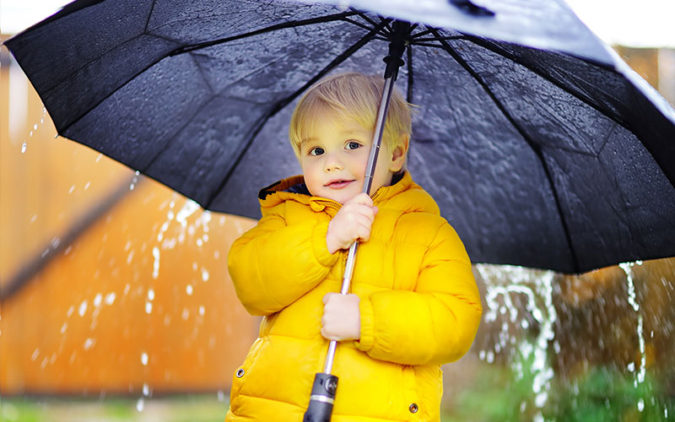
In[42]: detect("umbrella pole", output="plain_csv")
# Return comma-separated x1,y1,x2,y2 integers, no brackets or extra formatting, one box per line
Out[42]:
303,21,410,422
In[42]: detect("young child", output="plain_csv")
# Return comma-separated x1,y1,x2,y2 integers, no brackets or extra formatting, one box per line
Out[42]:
226,73,482,422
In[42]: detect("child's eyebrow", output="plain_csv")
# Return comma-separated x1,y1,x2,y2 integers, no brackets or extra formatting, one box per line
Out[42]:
300,137,318,146
300,128,369,145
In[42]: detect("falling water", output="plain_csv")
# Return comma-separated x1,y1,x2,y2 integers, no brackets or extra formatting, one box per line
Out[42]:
619,262,647,412
151,247,160,280
129,170,140,190
476,264,557,422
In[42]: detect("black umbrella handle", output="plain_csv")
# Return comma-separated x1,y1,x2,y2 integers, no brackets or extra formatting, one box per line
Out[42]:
303,372,338,422
304,20,410,422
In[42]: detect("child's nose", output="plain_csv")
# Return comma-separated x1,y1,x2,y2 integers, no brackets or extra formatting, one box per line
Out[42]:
324,162,343,172
324,155,343,172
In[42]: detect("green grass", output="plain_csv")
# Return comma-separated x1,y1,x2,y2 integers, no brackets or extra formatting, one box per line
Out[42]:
2,378,673,422
0,395,229,422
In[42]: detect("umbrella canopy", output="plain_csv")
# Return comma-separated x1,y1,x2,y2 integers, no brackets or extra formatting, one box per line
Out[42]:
5,0,675,274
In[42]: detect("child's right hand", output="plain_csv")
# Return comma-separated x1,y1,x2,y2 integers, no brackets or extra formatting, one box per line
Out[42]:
326,193,378,254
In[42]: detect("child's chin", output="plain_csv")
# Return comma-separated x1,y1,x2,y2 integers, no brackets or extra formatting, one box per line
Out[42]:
325,191,354,204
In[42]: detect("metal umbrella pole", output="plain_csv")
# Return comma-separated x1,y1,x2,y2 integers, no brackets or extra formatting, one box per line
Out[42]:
303,20,410,422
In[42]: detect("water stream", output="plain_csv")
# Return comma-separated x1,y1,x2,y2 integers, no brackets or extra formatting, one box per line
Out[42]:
472,261,670,421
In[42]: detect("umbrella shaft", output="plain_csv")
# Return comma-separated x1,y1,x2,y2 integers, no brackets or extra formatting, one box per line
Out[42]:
362,76,396,195
323,72,399,375
323,242,358,374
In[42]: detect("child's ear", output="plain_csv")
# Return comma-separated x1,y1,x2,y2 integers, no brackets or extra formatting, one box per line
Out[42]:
389,134,409,172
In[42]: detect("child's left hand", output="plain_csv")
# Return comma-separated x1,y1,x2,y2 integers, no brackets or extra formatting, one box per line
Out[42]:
321,293,361,341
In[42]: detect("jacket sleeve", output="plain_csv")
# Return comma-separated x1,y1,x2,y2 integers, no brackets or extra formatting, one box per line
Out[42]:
354,221,482,365
227,212,339,316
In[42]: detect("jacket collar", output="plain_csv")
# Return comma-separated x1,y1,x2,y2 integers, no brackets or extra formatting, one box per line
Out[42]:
258,171,414,210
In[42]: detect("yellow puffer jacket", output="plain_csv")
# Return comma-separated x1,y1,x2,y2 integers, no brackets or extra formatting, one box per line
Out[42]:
226,172,482,422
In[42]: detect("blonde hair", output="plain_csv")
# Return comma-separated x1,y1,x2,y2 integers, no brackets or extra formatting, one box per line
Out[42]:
289,72,412,157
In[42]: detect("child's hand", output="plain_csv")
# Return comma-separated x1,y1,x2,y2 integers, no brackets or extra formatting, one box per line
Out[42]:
321,293,361,341
326,193,378,254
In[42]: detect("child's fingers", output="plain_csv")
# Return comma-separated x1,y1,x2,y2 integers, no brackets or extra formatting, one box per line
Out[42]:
354,221,372,242
349,211,376,241
342,215,372,242
346,192,373,207
345,204,377,222
320,294,361,341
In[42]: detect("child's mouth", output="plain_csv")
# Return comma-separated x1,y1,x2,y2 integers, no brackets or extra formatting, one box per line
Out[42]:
325,179,354,189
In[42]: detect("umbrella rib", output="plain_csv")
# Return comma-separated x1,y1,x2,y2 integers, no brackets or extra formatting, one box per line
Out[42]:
168,11,358,56
412,42,450,48
140,93,219,174
345,11,395,40
144,0,158,32
431,29,581,273
342,17,377,32
53,12,357,135
412,28,435,39
46,33,183,135
412,36,466,43
353,11,382,32
461,36,628,128
204,22,388,209
406,45,414,104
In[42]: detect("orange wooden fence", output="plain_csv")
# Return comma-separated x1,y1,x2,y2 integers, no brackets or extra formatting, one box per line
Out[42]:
1,45,258,395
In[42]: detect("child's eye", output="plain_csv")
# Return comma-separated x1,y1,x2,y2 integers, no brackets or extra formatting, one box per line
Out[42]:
309,147,324,156
346,141,361,150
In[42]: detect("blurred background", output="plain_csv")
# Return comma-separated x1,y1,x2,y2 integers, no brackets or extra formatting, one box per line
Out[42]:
1,1,674,421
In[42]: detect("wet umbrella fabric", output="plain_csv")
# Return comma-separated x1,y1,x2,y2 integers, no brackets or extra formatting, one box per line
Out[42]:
5,0,675,274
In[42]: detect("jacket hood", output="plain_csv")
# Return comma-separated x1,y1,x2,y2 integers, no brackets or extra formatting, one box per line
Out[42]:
257,171,440,216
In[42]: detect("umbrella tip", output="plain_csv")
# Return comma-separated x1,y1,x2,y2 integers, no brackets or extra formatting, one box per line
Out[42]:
448,0,496,17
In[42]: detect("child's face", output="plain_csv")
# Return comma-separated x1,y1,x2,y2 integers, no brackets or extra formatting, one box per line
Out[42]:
298,110,406,204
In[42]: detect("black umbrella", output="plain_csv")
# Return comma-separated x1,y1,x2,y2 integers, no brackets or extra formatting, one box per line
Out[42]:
5,0,675,275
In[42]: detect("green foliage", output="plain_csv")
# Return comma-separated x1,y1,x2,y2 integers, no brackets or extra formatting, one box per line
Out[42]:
442,353,674,422
444,352,543,422
549,367,673,422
